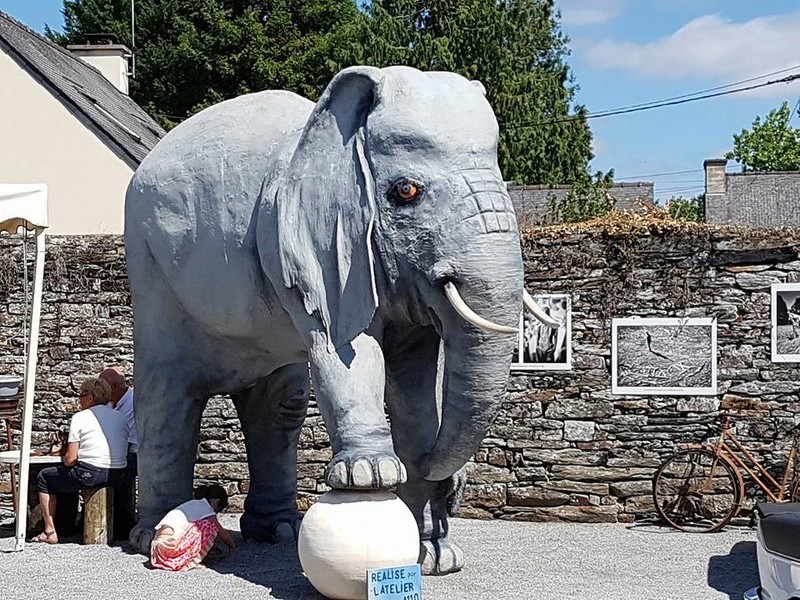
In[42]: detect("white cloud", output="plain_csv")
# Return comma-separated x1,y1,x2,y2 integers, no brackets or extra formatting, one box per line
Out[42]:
558,0,623,27
585,12,800,96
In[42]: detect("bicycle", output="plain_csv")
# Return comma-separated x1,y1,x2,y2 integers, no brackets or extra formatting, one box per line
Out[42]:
652,413,800,532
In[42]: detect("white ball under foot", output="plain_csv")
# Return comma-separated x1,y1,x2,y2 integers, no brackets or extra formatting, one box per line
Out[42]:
298,490,420,600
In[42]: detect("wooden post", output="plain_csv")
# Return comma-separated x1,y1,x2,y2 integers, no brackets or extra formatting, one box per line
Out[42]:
83,487,114,545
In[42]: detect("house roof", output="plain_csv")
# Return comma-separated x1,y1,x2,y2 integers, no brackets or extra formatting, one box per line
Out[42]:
0,10,163,168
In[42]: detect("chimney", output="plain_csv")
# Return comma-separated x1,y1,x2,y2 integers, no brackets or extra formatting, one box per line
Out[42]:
704,158,727,195
68,44,131,94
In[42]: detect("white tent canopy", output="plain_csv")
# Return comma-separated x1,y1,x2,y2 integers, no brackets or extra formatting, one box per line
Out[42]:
0,184,48,551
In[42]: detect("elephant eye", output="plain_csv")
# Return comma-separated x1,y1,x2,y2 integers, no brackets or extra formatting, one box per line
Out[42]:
390,179,422,204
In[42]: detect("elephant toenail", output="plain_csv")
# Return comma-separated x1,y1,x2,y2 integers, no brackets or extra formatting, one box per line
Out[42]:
351,459,374,487
378,459,398,485
329,461,348,487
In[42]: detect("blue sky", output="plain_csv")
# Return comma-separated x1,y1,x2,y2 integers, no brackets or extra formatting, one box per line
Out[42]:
3,0,799,200
557,0,800,199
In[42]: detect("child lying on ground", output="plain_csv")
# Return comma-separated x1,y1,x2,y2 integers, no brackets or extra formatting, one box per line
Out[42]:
150,484,236,571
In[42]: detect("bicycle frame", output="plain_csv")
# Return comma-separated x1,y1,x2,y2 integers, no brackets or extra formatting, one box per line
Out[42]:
701,417,798,503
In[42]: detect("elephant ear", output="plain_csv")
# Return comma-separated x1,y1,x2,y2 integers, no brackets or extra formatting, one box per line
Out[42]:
275,66,385,351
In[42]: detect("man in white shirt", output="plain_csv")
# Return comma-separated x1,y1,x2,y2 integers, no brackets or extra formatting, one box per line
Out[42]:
99,366,137,538
99,367,137,470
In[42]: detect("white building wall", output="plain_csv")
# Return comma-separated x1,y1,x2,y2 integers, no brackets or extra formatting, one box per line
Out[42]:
0,48,134,234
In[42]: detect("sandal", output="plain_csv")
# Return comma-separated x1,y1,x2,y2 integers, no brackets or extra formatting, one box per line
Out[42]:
32,530,58,544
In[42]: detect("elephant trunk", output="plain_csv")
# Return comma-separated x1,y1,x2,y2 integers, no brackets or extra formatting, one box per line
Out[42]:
421,268,520,481
421,320,514,481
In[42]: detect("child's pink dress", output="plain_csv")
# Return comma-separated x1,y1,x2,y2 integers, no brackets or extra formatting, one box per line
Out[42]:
150,499,218,571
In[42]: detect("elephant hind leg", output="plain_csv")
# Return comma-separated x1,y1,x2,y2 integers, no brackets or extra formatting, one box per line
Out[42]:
129,372,208,554
233,362,310,542
126,248,218,554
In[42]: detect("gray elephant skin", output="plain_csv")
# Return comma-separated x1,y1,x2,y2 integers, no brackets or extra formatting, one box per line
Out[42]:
125,65,530,575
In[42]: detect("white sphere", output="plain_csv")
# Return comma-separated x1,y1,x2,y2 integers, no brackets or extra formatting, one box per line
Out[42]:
298,490,420,600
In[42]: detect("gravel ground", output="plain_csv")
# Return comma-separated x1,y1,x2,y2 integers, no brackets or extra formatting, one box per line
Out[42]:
0,515,758,600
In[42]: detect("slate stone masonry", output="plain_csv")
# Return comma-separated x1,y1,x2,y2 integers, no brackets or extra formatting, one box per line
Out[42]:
1,226,799,524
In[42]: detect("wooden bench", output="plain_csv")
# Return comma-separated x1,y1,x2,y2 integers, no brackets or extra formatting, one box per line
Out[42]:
82,486,114,544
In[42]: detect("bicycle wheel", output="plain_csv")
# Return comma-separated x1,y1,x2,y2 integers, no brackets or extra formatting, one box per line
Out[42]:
652,449,742,532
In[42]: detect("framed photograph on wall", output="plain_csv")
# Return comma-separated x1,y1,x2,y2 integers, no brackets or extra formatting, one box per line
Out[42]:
511,293,571,370
772,283,800,363
612,317,717,395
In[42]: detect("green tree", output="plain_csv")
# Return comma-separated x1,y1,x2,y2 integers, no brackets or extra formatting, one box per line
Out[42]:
725,101,800,172
49,0,361,128
666,195,704,222
352,0,594,184
547,170,614,224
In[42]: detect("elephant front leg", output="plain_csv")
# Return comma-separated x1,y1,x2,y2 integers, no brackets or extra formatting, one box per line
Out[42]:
129,376,207,554
310,332,406,489
385,325,465,575
397,474,466,575
232,363,309,542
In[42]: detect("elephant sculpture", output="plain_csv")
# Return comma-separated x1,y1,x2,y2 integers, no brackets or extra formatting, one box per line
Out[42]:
125,65,556,574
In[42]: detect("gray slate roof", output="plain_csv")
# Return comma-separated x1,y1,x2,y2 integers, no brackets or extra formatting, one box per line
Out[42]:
509,182,654,226
0,10,163,167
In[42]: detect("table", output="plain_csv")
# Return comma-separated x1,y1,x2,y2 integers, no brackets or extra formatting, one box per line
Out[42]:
0,450,60,514
0,450,61,465
0,451,60,511
0,451,76,536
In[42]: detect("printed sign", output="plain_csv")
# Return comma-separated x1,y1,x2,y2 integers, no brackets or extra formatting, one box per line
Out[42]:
367,564,422,600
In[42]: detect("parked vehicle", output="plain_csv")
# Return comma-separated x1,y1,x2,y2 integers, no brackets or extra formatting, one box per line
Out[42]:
744,503,800,600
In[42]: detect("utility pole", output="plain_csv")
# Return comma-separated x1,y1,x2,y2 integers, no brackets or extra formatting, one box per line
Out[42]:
130,0,136,78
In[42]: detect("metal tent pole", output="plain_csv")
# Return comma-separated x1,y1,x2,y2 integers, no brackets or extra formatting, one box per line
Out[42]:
14,228,46,551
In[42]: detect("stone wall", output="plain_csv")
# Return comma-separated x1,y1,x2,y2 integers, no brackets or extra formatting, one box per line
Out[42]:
0,235,134,499
2,225,800,524
469,220,800,522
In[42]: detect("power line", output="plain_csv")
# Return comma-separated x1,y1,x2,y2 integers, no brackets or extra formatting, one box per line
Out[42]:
506,73,800,129
657,183,704,190
616,168,701,180
655,183,704,193
653,178,704,184
657,188,705,195
657,182,705,189
578,72,800,119
603,64,800,113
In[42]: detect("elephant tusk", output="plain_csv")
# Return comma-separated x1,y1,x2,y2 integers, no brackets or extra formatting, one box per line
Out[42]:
523,290,561,329
444,282,517,335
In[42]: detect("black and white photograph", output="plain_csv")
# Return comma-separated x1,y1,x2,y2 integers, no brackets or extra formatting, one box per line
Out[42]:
772,283,800,362
511,293,571,370
612,317,717,395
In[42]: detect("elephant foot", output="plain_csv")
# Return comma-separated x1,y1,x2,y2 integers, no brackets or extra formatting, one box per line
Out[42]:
419,539,464,575
240,511,302,543
129,521,156,555
325,448,407,489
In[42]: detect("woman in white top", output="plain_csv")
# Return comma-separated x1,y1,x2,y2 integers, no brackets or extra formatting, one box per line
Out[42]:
33,378,129,544
150,485,236,571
